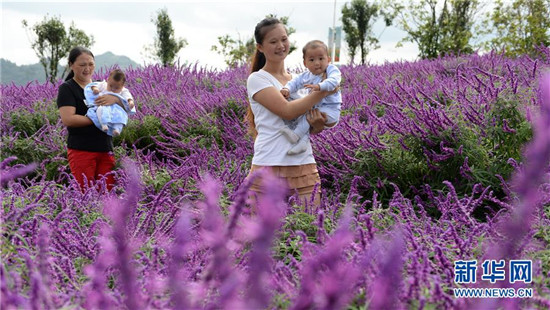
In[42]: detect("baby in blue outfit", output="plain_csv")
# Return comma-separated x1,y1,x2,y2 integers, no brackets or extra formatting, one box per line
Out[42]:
84,69,135,136
280,40,342,155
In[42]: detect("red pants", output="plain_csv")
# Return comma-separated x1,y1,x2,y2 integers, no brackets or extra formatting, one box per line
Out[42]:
67,148,116,191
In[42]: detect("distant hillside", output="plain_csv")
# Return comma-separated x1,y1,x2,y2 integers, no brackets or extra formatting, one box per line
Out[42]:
1,52,139,85
94,52,140,71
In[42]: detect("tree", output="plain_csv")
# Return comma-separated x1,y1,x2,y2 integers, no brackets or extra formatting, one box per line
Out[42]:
478,0,550,57
211,14,296,68
341,12,361,63
22,15,94,83
341,0,393,65
150,8,187,66
211,34,255,67
391,0,479,59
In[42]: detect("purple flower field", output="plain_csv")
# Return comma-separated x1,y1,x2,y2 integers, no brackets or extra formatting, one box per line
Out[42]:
1,50,550,309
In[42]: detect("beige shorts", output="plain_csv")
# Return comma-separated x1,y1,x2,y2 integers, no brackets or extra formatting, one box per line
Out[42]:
248,163,321,196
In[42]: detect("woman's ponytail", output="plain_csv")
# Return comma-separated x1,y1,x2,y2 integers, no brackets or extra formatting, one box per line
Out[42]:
65,70,75,81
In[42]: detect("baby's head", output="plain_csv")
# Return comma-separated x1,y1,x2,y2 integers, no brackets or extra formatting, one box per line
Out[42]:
302,40,331,76
106,69,126,93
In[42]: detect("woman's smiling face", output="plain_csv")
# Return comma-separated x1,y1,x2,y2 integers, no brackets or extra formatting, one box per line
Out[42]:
258,24,289,61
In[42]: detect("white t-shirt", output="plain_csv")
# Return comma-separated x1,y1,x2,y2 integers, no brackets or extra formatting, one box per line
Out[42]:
247,69,316,166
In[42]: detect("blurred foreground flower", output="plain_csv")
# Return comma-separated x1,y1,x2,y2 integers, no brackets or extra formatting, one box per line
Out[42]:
488,73,550,259
0,156,37,187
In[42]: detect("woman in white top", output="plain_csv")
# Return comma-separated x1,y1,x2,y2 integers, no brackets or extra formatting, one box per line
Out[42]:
246,17,330,206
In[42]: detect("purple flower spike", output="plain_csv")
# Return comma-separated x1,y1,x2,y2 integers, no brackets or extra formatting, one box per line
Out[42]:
488,74,550,260
102,160,144,309
291,205,358,310
369,227,406,310
168,209,192,309
197,174,244,308
245,170,287,309
0,157,37,187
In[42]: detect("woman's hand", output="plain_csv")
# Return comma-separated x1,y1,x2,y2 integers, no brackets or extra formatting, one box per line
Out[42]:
95,94,122,107
306,108,327,135
314,88,338,97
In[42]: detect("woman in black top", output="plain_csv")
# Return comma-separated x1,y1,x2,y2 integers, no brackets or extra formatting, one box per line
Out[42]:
57,46,121,191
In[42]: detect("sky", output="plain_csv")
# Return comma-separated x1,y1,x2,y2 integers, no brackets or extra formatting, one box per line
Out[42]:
1,0,420,71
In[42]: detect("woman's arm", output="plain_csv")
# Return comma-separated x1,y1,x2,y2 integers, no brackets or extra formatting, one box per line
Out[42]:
253,87,327,120
95,94,123,108
59,106,93,127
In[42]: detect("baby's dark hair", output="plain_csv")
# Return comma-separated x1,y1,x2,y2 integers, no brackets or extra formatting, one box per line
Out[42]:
302,40,329,59
109,69,126,83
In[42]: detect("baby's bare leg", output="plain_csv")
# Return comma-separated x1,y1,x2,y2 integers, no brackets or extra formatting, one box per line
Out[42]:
96,106,108,131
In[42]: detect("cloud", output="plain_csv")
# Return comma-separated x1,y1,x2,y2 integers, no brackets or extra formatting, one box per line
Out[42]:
368,41,419,65
2,8,42,65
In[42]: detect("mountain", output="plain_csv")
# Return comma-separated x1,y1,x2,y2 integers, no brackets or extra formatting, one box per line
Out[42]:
1,52,139,85
95,52,139,70
0,60,44,86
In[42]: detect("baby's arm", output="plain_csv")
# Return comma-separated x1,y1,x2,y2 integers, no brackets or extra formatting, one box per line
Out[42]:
120,88,135,110
97,81,108,93
284,73,306,94
318,64,342,92
91,85,100,94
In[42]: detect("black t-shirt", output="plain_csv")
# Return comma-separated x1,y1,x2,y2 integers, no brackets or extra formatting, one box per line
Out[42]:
56,79,113,152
